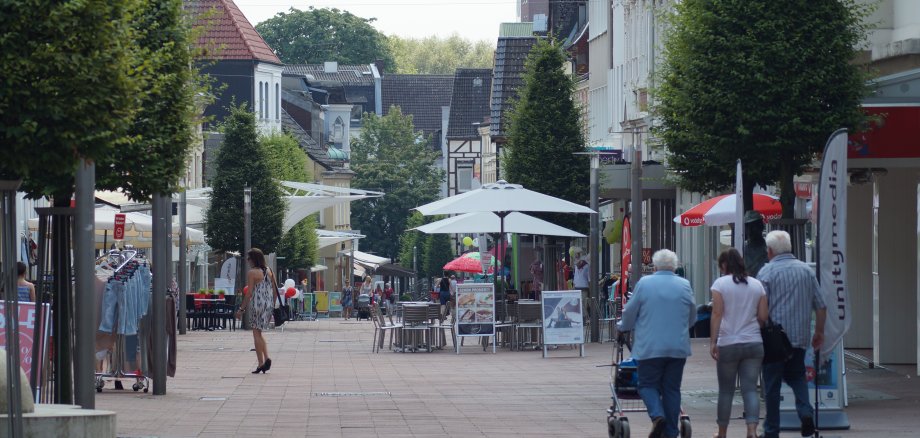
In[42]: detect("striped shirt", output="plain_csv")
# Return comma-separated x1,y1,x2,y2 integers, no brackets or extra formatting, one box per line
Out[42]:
756,253,826,349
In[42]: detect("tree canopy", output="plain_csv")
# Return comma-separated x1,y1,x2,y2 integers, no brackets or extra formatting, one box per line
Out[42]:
388,34,494,74
205,105,285,254
256,7,394,67
351,107,443,260
262,132,319,270
504,39,589,232
654,0,871,214
0,0,141,201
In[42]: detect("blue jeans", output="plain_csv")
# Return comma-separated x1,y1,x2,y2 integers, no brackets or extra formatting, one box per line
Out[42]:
637,357,686,438
762,348,813,437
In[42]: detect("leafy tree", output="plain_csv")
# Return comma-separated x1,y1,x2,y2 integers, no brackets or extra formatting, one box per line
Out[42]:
654,0,872,215
256,7,394,67
97,0,198,200
351,107,443,260
0,0,141,201
397,212,428,274
388,34,494,74
422,233,454,279
205,105,285,254
504,39,589,231
261,132,319,269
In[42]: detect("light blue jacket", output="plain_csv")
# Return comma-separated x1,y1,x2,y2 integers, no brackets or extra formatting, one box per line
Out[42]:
617,271,696,360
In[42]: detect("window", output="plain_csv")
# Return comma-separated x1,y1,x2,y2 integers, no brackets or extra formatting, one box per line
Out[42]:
258,81,263,119
265,82,270,119
457,166,473,192
333,117,345,143
275,83,280,121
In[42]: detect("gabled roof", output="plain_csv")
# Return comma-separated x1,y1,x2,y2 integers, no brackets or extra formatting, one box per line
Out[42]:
447,69,493,139
280,106,341,171
491,37,537,139
382,74,455,149
187,0,282,64
284,64,375,85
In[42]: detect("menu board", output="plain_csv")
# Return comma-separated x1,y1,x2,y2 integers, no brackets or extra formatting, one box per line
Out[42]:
542,290,585,345
455,283,495,336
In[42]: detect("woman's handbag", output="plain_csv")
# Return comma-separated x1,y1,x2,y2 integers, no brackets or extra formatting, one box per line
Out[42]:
269,269,289,327
761,319,794,363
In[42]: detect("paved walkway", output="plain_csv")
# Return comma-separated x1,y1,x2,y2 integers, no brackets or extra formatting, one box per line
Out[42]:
96,319,920,437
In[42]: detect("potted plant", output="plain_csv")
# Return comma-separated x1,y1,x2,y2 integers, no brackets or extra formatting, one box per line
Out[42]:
217,290,226,299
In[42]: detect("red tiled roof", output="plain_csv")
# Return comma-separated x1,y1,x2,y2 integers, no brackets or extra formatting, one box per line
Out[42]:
188,0,282,64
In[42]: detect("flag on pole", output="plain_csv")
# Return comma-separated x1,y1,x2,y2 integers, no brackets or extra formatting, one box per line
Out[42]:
818,129,850,359
735,159,744,253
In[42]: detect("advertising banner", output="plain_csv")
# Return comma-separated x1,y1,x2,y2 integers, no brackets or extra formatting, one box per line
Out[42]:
315,291,329,313
541,290,584,345
455,283,494,337
114,213,126,240
302,293,314,314
0,302,51,381
328,292,343,312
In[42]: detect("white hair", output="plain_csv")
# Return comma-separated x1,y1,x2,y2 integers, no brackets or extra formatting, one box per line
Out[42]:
652,249,679,271
765,230,792,255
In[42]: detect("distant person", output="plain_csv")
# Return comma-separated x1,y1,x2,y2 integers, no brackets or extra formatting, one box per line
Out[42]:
17,262,35,302
342,281,354,320
530,254,544,298
756,231,826,438
384,282,395,304
439,273,451,319
617,249,695,438
709,248,768,438
236,248,277,374
573,256,590,306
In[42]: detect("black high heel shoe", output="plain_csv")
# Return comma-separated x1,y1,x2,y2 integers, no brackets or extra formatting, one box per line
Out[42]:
251,363,265,374
262,358,272,372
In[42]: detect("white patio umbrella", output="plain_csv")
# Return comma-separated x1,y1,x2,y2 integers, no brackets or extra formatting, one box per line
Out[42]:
413,211,586,238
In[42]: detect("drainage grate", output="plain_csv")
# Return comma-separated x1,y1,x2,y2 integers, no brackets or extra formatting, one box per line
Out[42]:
199,397,227,401
318,340,352,343
313,392,391,397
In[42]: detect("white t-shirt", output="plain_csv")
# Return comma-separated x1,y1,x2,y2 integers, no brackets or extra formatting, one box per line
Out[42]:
573,262,590,288
711,274,765,347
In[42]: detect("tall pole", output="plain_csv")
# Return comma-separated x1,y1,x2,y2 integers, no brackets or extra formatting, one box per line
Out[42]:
151,194,170,395
73,160,96,409
242,186,252,330
178,186,188,334
1,180,24,437
589,153,600,343
630,131,643,286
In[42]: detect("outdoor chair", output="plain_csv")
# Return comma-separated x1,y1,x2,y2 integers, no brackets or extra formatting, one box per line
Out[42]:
372,303,402,353
514,301,543,350
215,295,236,331
401,305,431,353
185,295,206,330
493,301,514,348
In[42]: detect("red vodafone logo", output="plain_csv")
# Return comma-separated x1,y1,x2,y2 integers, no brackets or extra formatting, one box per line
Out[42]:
114,214,126,240
681,216,705,226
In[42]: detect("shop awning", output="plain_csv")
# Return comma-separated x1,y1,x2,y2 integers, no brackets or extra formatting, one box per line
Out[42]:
317,230,364,250
374,263,415,277
310,264,328,273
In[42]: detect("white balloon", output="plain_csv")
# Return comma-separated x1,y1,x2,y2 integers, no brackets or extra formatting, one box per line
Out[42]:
284,279,296,289
293,289,303,300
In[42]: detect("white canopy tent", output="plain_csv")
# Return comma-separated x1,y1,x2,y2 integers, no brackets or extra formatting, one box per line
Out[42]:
413,211,586,237
26,207,204,248
177,181,383,232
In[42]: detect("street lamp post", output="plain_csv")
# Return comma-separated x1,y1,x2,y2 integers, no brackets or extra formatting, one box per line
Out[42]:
242,186,252,330
178,182,188,334
630,130,643,288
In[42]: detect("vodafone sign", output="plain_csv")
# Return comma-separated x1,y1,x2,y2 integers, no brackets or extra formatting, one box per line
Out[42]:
114,213,126,240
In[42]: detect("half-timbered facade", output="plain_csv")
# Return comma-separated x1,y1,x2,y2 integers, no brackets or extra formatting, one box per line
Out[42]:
445,69,493,197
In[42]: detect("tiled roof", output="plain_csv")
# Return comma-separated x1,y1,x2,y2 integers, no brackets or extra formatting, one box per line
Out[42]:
446,69,493,139
187,0,282,64
280,108,338,170
491,37,537,139
499,22,535,37
283,64,375,85
382,74,454,149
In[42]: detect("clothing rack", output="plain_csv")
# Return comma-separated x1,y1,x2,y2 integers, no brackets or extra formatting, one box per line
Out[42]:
94,249,151,393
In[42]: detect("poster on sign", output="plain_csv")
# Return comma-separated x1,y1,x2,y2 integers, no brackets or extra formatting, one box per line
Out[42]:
329,292,343,313
0,302,51,382
455,283,496,353
114,213,126,240
214,278,235,295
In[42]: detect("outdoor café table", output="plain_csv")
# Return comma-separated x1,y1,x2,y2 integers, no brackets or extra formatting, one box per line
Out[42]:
193,297,225,331
401,303,432,352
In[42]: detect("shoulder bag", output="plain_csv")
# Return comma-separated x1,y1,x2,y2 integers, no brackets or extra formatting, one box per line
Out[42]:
761,318,793,363
268,269,289,327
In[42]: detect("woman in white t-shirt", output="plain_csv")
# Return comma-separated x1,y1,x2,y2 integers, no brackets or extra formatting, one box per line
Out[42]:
710,248,769,438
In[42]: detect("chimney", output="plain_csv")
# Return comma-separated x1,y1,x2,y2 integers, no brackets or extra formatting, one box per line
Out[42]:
324,61,338,73
373,59,385,75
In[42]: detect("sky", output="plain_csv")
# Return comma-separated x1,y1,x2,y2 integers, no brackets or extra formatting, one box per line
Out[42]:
235,0,519,43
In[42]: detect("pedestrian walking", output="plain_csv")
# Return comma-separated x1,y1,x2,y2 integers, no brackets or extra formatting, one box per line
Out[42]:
709,248,769,438
236,248,277,374
342,281,355,320
617,249,695,438
439,273,451,319
756,230,827,438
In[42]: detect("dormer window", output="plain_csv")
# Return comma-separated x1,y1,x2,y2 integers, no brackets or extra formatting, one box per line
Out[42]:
332,117,345,143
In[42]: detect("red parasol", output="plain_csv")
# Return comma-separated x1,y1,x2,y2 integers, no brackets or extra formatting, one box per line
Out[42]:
443,252,496,274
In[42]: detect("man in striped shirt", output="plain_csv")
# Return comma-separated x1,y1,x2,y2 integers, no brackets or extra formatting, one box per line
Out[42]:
756,230,827,438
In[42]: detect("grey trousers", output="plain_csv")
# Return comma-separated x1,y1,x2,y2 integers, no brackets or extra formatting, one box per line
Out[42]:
716,342,764,426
